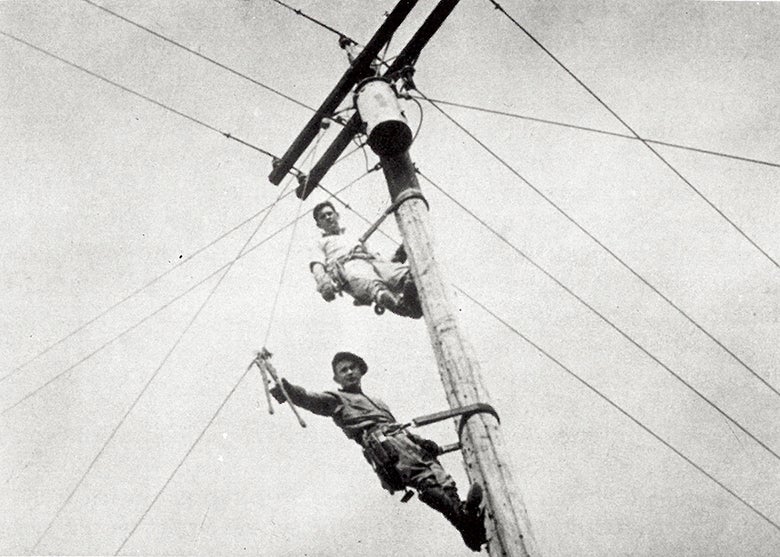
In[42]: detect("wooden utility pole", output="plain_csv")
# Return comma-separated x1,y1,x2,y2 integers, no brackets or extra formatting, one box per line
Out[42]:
378,151,539,557
268,1,539,555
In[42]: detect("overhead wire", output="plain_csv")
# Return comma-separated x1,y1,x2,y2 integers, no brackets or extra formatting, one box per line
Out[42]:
485,0,779,269
29,156,301,553
7,11,774,429
313,186,780,535
110,173,379,554
0,27,369,413
7,4,777,545
267,0,359,46
51,0,776,399
411,95,780,169
114,141,322,555
416,169,780,462
406,94,425,142
260,133,322,346
1,197,288,385
0,29,362,386
64,3,778,188
454,284,780,534
76,2,779,178
414,87,780,399
80,179,780,548
80,0,316,113
2,164,377,417
0,31,284,164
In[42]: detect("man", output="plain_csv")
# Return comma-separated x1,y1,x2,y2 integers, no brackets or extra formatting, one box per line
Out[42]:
268,351,487,552
309,200,422,319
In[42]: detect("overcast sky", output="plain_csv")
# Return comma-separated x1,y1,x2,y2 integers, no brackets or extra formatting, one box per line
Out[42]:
1,1,779,556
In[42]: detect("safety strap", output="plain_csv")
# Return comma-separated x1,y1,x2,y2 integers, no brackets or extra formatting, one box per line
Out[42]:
357,188,429,245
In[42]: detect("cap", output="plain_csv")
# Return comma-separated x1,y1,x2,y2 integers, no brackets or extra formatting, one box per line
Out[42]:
331,351,368,375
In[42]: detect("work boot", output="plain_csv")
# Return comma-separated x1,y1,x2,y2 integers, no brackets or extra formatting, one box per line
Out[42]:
418,484,487,552
374,289,403,314
391,244,408,263
460,484,487,551
400,276,423,319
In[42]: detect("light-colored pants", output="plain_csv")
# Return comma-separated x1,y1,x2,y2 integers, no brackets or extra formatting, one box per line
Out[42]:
341,258,409,304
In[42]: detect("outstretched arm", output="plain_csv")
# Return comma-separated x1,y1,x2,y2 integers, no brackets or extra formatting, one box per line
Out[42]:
270,377,339,417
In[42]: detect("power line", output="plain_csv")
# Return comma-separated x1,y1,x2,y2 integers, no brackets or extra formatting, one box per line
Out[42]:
0,29,370,413
298,186,780,535
1,196,288,385
265,0,396,76
114,348,256,554
0,31,284,164
261,133,323,345
2,140,359,387
485,0,779,269
8,7,776,545
416,169,780,462
454,284,780,535
2,167,376,417
30,168,297,553
105,179,378,554
268,0,358,45
80,0,317,113
22,4,768,395
90,0,780,178
0,29,366,384
414,95,780,170
414,88,780,400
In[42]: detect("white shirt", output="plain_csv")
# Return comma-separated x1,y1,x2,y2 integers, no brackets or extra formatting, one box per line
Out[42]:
310,229,365,268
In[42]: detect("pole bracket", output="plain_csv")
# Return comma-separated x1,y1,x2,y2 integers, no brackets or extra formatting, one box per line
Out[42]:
408,402,500,455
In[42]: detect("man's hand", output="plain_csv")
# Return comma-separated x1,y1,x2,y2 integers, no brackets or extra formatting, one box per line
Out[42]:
319,281,336,302
269,378,290,404
313,268,337,302
410,433,441,457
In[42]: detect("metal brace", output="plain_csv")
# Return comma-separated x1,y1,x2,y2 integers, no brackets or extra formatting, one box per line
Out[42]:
406,403,500,455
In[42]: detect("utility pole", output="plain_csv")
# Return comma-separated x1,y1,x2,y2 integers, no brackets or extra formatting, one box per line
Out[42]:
378,149,539,557
268,2,539,555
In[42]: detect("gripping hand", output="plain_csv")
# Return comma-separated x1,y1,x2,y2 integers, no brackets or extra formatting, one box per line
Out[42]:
319,281,336,302
269,378,290,404
410,433,440,457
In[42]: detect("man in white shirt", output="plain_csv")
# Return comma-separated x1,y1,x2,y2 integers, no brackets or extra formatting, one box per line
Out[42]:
309,201,421,318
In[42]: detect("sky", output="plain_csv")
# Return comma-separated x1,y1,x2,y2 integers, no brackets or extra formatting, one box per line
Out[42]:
1,1,779,556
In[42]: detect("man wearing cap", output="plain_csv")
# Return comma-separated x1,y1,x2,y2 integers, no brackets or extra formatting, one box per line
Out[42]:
309,200,421,319
268,351,487,552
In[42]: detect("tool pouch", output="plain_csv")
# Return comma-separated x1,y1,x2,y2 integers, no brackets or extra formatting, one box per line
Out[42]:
362,429,404,493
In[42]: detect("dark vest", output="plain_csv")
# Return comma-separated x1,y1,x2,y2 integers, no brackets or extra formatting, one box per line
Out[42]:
325,389,396,441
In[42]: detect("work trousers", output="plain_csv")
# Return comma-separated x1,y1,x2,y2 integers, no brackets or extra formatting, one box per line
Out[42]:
383,429,455,492
341,258,409,304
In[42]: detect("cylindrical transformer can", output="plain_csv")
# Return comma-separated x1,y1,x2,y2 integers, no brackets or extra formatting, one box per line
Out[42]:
355,77,413,157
